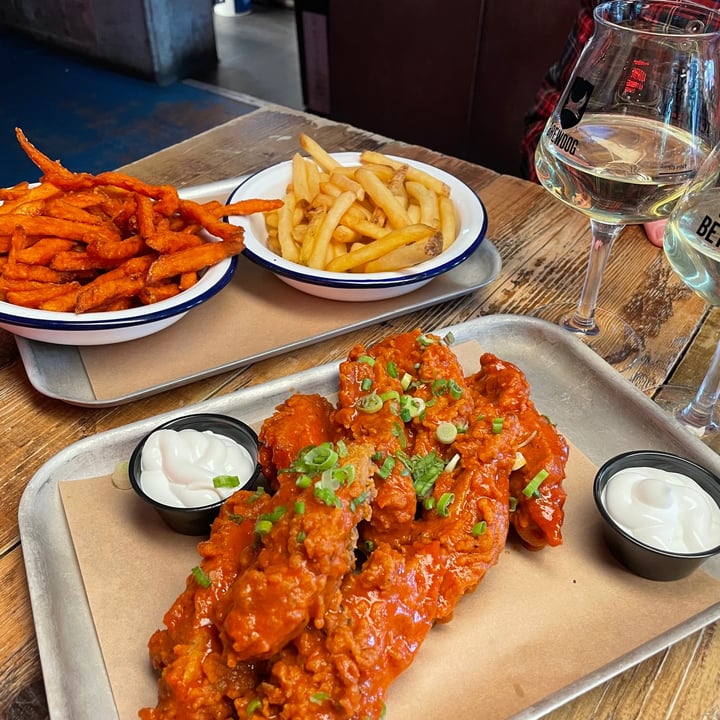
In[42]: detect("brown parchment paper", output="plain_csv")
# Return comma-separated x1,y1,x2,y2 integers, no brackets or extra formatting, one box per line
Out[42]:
78,253,480,401
59,453,720,720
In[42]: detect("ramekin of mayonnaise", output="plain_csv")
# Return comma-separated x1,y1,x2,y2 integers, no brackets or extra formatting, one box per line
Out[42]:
129,413,262,535
593,450,720,581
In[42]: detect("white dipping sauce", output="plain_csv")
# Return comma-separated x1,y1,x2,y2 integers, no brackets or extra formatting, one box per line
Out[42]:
140,428,255,508
601,466,720,553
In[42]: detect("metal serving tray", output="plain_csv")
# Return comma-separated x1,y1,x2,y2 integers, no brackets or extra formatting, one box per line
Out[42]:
19,315,720,720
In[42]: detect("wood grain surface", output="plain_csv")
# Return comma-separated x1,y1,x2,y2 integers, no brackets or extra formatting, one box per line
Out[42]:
1,106,717,720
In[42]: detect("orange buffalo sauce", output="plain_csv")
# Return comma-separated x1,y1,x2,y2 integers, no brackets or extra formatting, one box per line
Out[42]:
141,329,568,720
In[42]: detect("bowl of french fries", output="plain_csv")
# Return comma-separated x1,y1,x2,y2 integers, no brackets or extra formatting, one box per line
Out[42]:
226,135,488,301
0,129,282,345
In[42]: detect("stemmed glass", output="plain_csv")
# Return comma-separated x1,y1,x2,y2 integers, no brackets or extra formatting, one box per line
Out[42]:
534,0,720,369
653,141,720,438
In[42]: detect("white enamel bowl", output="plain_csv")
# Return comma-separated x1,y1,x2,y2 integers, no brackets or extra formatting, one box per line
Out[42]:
225,152,488,302
0,256,236,345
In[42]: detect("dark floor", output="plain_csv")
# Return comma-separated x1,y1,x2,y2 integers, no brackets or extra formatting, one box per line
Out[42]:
0,3,303,187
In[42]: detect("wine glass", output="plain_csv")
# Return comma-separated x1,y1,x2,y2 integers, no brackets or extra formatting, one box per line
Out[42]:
534,0,720,369
653,140,720,438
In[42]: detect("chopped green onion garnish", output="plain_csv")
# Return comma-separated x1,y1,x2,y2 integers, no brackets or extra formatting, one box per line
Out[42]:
310,692,331,705
191,566,212,588
417,334,435,346
358,391,383,413
400,372,413,390
361,377,373,391
509,496,518,512
314,485,342,508
523,469,549,497
443,331,455,345
491,417,504,434
436,421,457,444
386,361,398,378
248,486,265,504
423,496,436,510
404,450,445,498
296,474,312,488
432,378,448,395
358,355,376,366
296,531,307,543
350,491,369,512
294,500,305,515
246,698,262,716
255,519,273,535
380,390,399,402
448,379,463,399
300,443,339,471
212,475,240,489
436,492,455,517
336,439,348,458
444,453,460,473
227,512,245,524
472,520,487,536
377,455,396,479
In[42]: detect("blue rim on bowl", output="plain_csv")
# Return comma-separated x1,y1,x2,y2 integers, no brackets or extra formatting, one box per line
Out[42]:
0,255,237,331
225,152,488,290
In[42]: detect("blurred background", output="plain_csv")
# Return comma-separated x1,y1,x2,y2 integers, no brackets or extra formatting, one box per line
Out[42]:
0,0,578,187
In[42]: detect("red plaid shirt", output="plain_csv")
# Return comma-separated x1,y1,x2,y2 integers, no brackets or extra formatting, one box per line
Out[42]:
520,0,720,181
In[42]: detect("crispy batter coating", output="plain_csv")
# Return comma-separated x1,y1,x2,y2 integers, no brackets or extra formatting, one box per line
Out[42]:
141,329,569,719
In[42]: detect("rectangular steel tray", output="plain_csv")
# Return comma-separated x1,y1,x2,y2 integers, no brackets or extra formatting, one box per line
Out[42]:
19,315,720,720
12,179,501,407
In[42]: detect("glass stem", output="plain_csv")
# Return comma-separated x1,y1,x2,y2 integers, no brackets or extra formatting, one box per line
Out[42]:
678,337,720,430
565,220,625,336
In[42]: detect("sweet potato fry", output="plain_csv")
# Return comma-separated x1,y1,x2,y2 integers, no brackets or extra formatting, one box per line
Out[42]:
7,281,81,308
147,240,243,283
17,238,77,265
75,274,148,313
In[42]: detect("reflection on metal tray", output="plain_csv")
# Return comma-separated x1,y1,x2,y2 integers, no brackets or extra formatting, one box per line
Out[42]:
13,177,502,407
19,315,720,720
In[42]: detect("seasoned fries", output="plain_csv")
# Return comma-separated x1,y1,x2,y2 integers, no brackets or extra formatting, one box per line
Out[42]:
263,134,458,272
0,128,283,314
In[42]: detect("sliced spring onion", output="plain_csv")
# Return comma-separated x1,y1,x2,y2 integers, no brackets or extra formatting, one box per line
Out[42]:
403,450,445,498
361,377,373,391
213,475,240,489
248,486,265,504
436,421,458,444
296,531,307,543
336,439,348,457
472,520,487,537
400,372,413,390
246,698,262,716
512,451,527,471
491,417,504,434
386,360,399,378
350,491,369,512
314,485,342,508
423,496,436,510
358,355,375,366
255,519,273,535
509,496,518,512
358,391,383,413
523,469,549,497
436,492,455,517
380,389,400,402
301,443,339,471
443,331,455,345
310,692,331,705
377,455,396,479
448,379,463,399
191,566,212,588
296,474,312,489
294,500,305,515
417,334,435,346
432,378,448,395
444,453,460,473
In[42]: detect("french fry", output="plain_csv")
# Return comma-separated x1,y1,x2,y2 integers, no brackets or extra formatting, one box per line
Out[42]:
299,133,342,173
326,224,436,273
363,233,442,272
277,191,300,263
355,169,412,229
262,135,460,275
307,191,356,269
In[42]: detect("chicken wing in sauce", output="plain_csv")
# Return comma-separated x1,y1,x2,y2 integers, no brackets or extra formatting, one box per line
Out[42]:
141,329,568,720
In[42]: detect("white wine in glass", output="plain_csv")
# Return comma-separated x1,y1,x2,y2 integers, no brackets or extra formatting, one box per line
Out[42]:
655,141,720,438
534,0,720,369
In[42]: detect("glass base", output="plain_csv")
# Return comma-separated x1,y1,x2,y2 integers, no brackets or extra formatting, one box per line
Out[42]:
532,302,643,371
648,384,719,440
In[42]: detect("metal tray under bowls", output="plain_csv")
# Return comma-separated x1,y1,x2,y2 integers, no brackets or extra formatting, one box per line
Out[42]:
19,315,720,720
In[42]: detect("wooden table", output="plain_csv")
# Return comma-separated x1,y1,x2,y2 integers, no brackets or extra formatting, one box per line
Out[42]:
2,106,718,720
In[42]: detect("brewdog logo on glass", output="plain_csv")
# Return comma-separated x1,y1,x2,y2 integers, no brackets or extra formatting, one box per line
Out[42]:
560,77,594,129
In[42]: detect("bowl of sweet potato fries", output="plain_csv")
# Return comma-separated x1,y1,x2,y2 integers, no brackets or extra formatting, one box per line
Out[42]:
0,129,282,345
226,134,488,301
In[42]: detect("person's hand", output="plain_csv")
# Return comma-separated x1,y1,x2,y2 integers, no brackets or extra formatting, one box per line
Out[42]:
643,219,666,247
